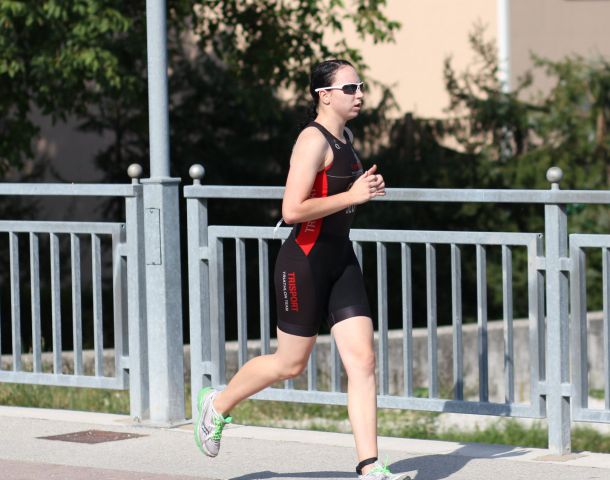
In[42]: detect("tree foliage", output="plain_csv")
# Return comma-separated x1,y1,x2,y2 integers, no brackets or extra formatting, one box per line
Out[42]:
0,0,400,180
360,28,610,324
0,0,132,173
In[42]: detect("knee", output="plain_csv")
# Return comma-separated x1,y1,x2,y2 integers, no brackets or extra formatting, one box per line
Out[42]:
345,350,376,378
276,357,308,380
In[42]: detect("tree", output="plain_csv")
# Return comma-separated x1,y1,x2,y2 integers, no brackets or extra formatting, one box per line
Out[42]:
0,1,131,174
0,0,400,183
359,27,610,326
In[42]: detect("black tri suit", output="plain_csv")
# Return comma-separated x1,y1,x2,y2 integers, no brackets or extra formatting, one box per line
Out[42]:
274,121,372,337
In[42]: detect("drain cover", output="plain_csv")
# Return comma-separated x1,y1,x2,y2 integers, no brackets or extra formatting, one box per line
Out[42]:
38,429,146,444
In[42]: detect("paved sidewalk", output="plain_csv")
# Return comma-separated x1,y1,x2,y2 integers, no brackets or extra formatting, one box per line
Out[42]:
1,406,609,479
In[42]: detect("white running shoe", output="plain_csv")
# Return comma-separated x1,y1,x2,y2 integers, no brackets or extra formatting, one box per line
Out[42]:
358,461,411,480
194,387,232,457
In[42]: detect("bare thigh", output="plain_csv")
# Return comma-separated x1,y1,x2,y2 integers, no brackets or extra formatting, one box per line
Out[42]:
275,327,317,371
331,316,375,373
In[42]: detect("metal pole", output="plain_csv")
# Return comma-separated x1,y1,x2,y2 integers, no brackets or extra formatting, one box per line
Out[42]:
497,0,512,160
143,0,185,424
146,0,170,179
544,166,571,454
497,0,511,93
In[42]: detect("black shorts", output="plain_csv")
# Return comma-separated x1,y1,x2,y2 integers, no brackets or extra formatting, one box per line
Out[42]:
274,233,372,337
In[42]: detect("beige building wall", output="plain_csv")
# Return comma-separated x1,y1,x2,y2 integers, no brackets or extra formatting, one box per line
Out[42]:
338,0,497,119
510,0,610,94
348,0,610,118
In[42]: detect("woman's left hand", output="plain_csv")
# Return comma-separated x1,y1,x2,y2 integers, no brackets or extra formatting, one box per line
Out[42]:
367,167,386,196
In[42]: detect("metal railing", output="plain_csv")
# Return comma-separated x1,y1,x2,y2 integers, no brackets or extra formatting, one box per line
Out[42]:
570,233,610,423
185,165,610,454
2,163,609,453
0,173,148,419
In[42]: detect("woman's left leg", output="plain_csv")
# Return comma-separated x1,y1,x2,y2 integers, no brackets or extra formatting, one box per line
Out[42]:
331,315,378,473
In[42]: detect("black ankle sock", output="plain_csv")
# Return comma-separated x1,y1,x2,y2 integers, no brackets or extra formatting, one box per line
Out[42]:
356,457,378,475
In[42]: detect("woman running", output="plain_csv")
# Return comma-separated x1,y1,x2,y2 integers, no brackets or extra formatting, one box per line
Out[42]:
195,59,410,480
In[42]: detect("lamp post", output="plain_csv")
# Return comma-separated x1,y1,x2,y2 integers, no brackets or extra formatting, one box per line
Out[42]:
143,0,185,425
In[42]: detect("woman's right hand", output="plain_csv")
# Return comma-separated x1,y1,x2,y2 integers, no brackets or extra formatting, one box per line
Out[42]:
348,164,386,205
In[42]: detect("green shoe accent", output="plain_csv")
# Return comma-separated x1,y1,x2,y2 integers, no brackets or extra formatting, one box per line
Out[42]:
194,387,232,457
212,413,232,441
370,464,392,476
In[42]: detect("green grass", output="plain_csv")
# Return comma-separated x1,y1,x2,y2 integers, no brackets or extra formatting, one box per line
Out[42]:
590,389,605,400
3,382,610,453
0,382,131,414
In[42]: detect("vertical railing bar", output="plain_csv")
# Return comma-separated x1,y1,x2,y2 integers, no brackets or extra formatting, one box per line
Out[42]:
119,226,129,391
330,336,341,392
30,233,42,373
602,247,610,410
502,245,514,403
401,243,413,397
476,244,489,402
9,232,22,371
91,233,104,377
377,242,389,395
528,235,546,415
50,233,62,374
111,229,124,383
307,343,317,391
71,234,83,376
569,243,588,411
451,244,463,401
353,240,363,271
216,238,227,384
0,243,3,364
187,195,206,418
236,238,248,368
426,243,438,398
209,236,227,386
258,239,270,355
284,377,295,390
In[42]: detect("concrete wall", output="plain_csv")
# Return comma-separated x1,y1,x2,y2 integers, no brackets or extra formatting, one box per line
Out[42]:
2,313,605,405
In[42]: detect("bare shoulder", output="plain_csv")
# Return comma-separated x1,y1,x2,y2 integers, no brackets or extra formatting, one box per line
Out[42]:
296,125,328,149
291,126,329,161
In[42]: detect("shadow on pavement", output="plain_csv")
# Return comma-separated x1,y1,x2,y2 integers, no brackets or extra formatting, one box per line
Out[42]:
230,444,529,479
230,471,353,479
389,443,530,480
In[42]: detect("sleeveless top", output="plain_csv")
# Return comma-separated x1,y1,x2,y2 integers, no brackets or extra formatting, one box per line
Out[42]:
292,121,365,255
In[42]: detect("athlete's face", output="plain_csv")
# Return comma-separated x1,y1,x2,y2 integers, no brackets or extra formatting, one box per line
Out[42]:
320,65,364,120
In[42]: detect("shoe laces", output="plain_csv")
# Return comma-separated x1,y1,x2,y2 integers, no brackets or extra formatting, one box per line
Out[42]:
212,413,232,441
369,458,392,477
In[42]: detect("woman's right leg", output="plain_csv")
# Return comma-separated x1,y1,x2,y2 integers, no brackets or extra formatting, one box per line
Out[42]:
213,328,317,415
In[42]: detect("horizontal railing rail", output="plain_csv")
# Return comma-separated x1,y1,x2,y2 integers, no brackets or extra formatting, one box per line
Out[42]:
184,185,610,204
0,183,139,197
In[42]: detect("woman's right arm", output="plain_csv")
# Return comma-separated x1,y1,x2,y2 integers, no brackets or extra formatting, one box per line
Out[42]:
281,128,382,225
